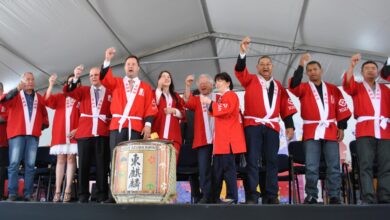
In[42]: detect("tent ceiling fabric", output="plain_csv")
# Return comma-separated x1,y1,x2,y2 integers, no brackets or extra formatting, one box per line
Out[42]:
141,38,218,93
0,0,389,92
216,38,293,89
206,0,304,44
89,0,208,54
297,0,390,55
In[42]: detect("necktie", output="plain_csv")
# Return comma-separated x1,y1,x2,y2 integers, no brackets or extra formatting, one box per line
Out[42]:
129,79,134,91
94,88,100,106
267,81,274,106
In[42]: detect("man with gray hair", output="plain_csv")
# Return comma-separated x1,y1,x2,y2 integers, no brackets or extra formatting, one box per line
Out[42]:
183,74,216,203
0,73,49,201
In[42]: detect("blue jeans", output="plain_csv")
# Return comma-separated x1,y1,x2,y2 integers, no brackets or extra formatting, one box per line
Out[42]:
8,135,39,197
356,137,390,203
304,140,341,198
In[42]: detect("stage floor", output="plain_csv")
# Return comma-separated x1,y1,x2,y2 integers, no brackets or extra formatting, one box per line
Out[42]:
0,202,389,220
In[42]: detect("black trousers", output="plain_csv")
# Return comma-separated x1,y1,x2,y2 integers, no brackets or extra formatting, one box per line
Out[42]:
213,153,238,202
244,125,280,202
356,137,390,203
109,128,142,158
107,128,142,200
0,147,8,199
77,136,110,201
196,144,213,201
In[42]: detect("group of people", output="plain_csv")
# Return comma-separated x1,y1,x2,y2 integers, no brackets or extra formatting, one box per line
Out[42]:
0,36,389,205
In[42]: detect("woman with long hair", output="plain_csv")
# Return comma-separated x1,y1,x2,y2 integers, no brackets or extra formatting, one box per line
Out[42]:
152,71,185,160
45,65,83,202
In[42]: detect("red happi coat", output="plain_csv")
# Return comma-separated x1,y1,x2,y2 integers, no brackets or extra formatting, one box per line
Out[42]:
152,90,185,152
185,93,218,149
382,73,390,82
235,67,297,132
343,74,390,139
63,85,111,139
211,90,246,154
288,81,351,141
381,61,390,81
45,94,80,146
1,91,49,139
0,101,8,147
101,68,158,133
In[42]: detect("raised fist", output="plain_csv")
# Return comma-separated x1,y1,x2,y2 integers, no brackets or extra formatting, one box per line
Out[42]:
73,65,84,79
105,47,116,62
185,75,194,87
17,78,26,91
299,53,311,66
157,77,165,89
240,36,251,54
350,53,361,68
48,74,58,86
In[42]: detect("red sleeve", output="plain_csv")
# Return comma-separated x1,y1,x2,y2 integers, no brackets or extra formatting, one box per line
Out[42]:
211,92,237,117
0,92,16,108
143,83,158,118
62,85,85,101
101,67,119,91
105,91,112,119
335,87,352,121
288,78,304,98
44,93,61,109
184,94,197,111
175,93,186,119
0,104,7,122
380,62,390,81
234,67,253,88
40,96,50,130
280,87,297,119
342,73,357,96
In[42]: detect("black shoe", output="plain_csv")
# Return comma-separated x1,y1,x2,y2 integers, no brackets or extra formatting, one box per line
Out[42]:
7,195,18,201
23,196,33,202
360,199,376,205
266,197,280,204
329,197,342,204
304,195,318,204
245,198,258,204
78,197,89,203
378,200,390,204
197,197,210,204
216,198,235,204
96,195,108,203
103,197,116,204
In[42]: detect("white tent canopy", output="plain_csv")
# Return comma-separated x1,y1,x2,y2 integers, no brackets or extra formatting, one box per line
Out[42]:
0,0,389,93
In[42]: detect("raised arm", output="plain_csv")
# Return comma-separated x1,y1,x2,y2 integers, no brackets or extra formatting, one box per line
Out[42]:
183,74,194,103
99,47,118,90
62,73,83,101
289,53,311,96
0,78,25,105
342,53,361,96
234,37,253,87
45,74,57,100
